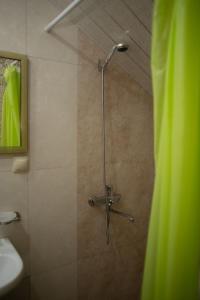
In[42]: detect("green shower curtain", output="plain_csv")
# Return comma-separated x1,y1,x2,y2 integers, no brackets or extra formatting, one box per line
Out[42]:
141,1,200,300
0,65,21,147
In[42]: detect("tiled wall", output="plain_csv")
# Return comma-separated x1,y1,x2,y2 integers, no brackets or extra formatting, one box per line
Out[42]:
0,1,154,300
0,0,78,299
77,34,154,300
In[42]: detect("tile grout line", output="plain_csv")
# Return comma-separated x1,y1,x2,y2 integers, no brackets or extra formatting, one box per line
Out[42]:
121,0,152,35
27,54,98,67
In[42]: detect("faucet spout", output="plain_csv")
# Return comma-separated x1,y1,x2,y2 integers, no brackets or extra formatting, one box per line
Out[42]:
109,207,134,222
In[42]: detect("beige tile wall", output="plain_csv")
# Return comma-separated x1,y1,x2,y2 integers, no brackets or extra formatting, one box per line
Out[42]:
0,0,77,299
0,0,154,300
77,33,154,300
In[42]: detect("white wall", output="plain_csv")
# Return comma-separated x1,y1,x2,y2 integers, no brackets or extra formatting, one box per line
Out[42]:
0,0,78,299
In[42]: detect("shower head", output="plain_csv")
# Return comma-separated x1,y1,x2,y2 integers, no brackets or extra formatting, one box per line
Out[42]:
116,43,129,52
100,43,129,70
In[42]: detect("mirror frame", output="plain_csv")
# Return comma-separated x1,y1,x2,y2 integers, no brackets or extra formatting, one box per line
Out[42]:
0,51,28,154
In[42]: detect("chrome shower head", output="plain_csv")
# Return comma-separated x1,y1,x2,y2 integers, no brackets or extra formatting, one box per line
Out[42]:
116,43,129,52
100,43,129,70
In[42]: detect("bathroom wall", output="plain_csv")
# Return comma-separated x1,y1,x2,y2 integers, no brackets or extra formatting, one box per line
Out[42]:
77,34,154,300
0,0,78,299
0,1,154,300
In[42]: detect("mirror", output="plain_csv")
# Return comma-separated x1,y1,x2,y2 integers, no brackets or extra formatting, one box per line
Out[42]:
0,51,28,154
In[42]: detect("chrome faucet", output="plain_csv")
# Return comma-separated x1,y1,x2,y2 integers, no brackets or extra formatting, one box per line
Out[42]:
88,185,134,244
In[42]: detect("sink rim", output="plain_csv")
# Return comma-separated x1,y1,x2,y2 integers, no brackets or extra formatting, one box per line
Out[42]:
0,238,24,297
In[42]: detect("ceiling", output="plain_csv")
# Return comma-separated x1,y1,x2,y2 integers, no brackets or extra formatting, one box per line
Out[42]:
48,0,153,94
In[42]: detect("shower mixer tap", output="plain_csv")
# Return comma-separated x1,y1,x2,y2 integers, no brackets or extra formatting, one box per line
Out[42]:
88,185,121,207
88,185,134,221
88,185,134,244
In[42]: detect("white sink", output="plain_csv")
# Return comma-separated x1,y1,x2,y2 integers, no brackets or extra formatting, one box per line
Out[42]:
0,238,24,297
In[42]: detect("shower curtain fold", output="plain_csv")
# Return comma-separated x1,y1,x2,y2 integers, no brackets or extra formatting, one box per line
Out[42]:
141,1,200,300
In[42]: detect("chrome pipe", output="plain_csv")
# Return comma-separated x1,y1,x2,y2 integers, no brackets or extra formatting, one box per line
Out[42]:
102,46,117,70
101,65,107,191
44,0,83,32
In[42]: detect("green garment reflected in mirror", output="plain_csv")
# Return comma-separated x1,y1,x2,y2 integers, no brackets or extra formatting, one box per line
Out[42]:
0,65,21,147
